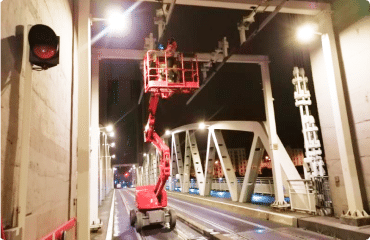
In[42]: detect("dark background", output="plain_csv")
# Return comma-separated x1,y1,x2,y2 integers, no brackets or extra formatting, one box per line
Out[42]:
92,0,323,167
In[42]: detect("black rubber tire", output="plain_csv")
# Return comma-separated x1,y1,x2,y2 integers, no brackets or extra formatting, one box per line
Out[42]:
169,209,176,230
135,212,144,232
130,209,136,226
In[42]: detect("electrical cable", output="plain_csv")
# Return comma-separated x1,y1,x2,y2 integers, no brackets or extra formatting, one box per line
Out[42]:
186,0,288,105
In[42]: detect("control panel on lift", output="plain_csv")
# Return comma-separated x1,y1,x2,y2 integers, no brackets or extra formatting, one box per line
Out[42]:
143,50,200,98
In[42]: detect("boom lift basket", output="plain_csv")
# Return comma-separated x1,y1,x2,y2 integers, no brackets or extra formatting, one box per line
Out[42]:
143,50,199,97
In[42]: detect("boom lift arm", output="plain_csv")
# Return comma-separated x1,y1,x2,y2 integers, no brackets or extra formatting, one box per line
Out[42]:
131,50,199,232
144,93,171,199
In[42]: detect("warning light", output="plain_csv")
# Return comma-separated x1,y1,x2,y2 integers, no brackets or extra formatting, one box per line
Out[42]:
28,24,59,70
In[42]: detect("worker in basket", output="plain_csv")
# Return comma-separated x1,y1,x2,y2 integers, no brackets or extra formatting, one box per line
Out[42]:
165,37,179,82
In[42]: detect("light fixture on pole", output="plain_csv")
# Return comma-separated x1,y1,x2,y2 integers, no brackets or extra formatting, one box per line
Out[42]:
106,125,113,132
296,23,321,43
107,10,131,33
198,122,211,130
112,154,116,159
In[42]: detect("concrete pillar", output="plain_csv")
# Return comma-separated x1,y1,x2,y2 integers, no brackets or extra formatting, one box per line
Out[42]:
105,136,111,193
99,133,107,200
310,12,369,224
76,0,91,238
90,42,101,228
17,25,33,240
103,142,107,197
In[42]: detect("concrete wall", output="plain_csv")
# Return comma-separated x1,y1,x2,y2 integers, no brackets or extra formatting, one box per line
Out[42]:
311,0,370,216
1,0,77,239
335,14,370,212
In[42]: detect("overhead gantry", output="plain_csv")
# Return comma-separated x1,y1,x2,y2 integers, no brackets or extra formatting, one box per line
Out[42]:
91,0,369,224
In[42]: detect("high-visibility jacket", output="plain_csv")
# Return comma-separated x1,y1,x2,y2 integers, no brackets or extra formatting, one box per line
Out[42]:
165,41,177,57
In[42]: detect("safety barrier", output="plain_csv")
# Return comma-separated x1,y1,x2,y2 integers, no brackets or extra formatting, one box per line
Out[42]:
171,177,280,195
287,179,316,213
40,218,76,240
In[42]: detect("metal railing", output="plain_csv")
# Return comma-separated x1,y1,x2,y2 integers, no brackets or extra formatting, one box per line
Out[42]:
40,218,76,240
287,179,316,213
170,177,278,195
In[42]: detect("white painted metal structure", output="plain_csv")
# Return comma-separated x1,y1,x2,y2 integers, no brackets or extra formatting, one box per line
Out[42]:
138,121,302,205
92,49,301,206
292,67,325,179
138,0,330,15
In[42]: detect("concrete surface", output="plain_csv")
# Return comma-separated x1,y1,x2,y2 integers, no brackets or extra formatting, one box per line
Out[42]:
91,190,114,240
168,191,370,240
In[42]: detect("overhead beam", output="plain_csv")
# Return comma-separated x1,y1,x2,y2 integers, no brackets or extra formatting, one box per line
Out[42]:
92,48,269,63
113,164,138,168
137,0,330,15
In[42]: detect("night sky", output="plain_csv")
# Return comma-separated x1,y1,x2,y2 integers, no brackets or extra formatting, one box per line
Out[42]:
92,0,323,166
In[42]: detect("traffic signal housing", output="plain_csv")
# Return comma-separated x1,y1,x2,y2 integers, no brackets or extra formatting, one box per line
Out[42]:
28,24,59,70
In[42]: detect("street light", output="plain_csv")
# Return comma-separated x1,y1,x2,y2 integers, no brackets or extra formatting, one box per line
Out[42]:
109,132,115,137
112,154,116,159
110,142,115,148
296,23,321,43
106,125,113,132
165,130,171,136
107,10,131,32
199,122,206,130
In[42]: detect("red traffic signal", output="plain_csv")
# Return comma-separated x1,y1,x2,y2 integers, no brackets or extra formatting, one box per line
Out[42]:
28,24,59,70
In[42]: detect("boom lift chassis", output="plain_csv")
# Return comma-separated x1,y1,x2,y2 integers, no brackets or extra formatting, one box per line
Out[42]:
130,50,199,231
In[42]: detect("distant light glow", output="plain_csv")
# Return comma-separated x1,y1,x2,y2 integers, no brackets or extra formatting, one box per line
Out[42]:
112,154,116,159
109,132,115,137
252,195,263,201
254,229,265,234
110,142,115,148
143,153,147,157
165,130,171,135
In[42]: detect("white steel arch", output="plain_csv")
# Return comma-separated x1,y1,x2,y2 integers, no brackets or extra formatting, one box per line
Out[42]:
140,121,302,206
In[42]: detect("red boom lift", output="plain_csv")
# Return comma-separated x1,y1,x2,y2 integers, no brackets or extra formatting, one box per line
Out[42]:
130,50,199,231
